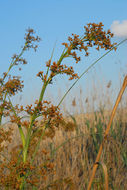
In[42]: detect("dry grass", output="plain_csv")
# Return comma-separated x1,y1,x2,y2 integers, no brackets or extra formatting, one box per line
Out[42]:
3,104,127,189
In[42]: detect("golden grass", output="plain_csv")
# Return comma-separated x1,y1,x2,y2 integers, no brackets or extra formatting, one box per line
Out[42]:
3,103,127,189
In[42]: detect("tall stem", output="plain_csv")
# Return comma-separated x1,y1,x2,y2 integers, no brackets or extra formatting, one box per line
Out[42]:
23,79,49,163
87,76,127,190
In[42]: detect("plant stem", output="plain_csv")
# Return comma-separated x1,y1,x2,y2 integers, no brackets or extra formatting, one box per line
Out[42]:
30,121,50,164
23,114,36,162
23,77,51,163
0,44,27,125
3,47,26,82
87,75,127,190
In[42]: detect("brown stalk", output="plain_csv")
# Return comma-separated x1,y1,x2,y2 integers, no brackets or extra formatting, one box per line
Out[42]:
87,75,127,190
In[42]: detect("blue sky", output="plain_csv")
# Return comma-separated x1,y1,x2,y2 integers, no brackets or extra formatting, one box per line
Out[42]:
0,0,127,110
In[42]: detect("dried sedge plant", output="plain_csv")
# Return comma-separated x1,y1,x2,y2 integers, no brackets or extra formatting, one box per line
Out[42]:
0,22,124,190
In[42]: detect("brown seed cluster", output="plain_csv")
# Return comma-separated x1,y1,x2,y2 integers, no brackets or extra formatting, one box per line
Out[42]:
50,62,79,80
23,28,41,51
0,157,37,189
2,76,24,96
0,28,40,124
84,22,116,50
37,22,116,85
26,100,63,136
0,101,11,118
36,71,47,82
25,100,62,119
62,22,116,63
0,140,56,189
11,54,27,66
8,100,64,137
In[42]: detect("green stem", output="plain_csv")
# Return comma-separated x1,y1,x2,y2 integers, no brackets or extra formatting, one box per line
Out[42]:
57,48,67,65
39,81,47,102
57,37,88,66
22,73,52,164
27,49,67,163
23,114,36,162
19,122,50,190
57,38,88,66
23,80,48,163
30,122,49,164
45,40,57,78
2,47,26,82
20,176,26,190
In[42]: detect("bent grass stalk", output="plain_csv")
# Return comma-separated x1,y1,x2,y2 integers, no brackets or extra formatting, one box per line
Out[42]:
87,75,127,190
58,38,127,106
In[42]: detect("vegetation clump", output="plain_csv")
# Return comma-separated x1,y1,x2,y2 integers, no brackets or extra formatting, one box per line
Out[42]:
0,22,126,189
